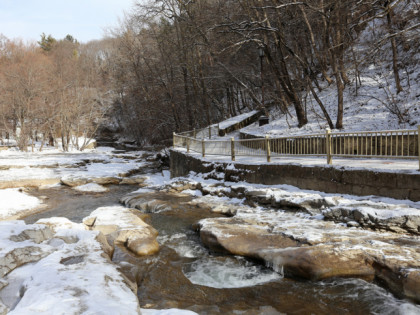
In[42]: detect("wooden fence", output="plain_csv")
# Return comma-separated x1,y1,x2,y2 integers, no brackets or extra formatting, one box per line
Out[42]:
174,126,420,169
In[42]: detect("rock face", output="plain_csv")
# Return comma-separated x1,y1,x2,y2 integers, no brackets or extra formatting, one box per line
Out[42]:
83,206,159,256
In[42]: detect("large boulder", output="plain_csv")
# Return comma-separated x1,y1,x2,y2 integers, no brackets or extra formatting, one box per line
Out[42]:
195,209,420,302
83,206,159,256
198,217,299,258
258,245,375,281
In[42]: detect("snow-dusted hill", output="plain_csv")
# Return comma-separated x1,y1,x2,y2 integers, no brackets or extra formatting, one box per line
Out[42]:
243,3,420,138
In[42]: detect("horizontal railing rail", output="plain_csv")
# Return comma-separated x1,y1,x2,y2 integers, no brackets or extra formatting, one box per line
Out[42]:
173,125,420,169
175,124,220,140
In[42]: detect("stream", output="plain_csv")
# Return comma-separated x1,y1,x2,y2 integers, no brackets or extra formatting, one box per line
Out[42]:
23,181,420,314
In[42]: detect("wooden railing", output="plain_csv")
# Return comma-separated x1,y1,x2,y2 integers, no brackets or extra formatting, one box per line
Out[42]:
176,125,220,140
174,126,420,169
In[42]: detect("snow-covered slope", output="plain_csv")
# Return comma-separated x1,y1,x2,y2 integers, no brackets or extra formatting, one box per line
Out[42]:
243,4,420,137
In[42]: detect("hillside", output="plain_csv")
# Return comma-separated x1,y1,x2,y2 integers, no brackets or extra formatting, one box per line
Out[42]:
243,3,420,137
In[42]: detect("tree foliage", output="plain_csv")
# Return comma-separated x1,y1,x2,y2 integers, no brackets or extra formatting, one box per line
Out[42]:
0,34,109,151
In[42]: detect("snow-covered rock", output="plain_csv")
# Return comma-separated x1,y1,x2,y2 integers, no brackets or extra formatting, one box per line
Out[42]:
0,218,141,314
61,174,120,187
73,183,109,193
83,206,159,256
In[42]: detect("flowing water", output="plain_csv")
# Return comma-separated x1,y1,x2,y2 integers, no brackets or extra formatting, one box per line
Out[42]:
24,184,420,314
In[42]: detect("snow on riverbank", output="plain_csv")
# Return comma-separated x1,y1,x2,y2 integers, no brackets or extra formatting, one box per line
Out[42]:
0,189,42,220
0,218,141,314
144,169,420,232
0,146,146,184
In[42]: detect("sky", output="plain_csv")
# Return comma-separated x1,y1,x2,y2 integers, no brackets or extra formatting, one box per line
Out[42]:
0,0,137,43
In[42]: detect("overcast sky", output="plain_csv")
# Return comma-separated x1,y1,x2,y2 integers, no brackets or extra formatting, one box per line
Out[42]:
0,0,136,43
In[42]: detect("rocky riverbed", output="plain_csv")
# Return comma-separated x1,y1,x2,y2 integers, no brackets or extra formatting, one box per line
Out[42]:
1,146,420,314
133,172,420,305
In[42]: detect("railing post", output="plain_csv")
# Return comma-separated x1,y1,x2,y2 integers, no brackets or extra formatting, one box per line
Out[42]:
202,139,205,157
187,137,190,153
218,124,220,137
326,128,332,165
231,137,235,161
418,125,420,170
173,132,176,148
193,128,196,139
209,126,211,139
265,135,271,162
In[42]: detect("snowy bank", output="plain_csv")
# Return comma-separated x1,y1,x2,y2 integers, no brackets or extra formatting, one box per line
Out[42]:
0,218,141,314
0,189,43,221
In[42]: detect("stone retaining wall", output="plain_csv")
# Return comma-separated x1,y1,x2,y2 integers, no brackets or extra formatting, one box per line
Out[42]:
170,149,420,201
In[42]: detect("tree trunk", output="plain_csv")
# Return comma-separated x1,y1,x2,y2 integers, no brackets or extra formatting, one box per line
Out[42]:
386,2,403,93
307,77,334,129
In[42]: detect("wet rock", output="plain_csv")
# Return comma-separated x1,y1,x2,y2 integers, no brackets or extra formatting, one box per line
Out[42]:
194,204,420,302
116,230,159,256
120,176,147,185
187,196,219,210
262,246,375,281
92,177,121,185
121,194,171,213
197,218,376,281
83,206,159,256
95,231,114,258
197,217,299,258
